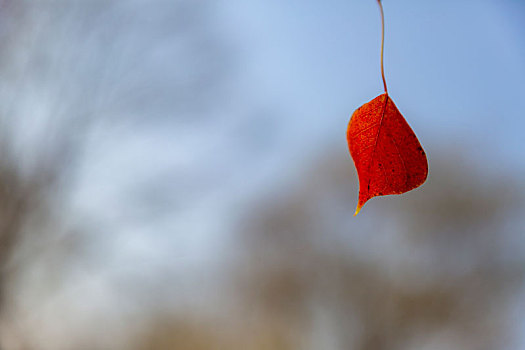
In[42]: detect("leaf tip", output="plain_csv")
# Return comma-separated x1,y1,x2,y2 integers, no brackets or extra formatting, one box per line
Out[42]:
354,203,363,216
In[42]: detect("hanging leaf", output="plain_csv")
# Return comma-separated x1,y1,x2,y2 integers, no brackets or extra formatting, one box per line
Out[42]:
347,0,428,215
347,93,427,215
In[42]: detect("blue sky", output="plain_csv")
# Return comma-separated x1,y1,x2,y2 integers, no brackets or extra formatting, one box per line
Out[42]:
61,0,525,299
217,0,525,172
76,0,525,295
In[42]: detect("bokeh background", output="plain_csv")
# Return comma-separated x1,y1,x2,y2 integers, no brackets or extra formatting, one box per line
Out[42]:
0,0,524,349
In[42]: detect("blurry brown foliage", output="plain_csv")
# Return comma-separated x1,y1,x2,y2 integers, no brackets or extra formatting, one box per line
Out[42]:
130,149,523,350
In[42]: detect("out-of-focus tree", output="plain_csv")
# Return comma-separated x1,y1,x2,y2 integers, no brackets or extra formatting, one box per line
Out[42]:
123,148,524,350
0,0,231,348
230,149,524,350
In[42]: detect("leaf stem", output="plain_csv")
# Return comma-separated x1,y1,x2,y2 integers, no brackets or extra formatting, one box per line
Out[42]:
377,0,388,94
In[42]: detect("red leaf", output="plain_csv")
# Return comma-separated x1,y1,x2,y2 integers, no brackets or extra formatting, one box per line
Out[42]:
347,93,428,215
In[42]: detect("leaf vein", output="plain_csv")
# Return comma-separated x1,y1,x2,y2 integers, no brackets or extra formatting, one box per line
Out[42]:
350,121,380,137
365,94,389,188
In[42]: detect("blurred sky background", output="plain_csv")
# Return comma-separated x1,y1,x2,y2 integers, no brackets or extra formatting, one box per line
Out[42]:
0,0,524,349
